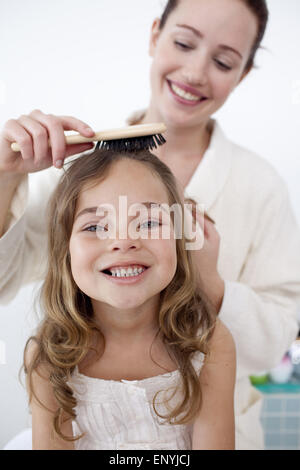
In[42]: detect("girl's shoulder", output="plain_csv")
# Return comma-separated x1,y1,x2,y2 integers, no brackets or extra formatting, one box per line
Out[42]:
208,319,235,355
200,319,236,377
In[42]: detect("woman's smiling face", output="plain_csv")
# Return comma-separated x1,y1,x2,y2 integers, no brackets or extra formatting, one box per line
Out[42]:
69,159,177,312
148,0,258,128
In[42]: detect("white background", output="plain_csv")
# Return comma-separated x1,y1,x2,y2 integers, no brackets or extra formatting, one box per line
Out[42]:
0,0,300,448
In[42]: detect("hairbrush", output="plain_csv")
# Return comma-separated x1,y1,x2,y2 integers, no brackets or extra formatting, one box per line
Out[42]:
10,123,167,153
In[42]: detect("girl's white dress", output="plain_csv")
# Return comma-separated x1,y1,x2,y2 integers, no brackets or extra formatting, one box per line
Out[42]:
68,352,205,450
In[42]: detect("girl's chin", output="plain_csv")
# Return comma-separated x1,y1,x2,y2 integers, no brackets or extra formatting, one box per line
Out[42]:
111,301,143,309
100,298,146,310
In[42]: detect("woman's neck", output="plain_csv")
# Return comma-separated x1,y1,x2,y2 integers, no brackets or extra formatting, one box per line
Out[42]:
140,108,212,163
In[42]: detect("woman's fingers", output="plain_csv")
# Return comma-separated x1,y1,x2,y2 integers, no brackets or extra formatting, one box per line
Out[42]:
3,119,35,161
205,217,220,241
0,110,95,175
17,115,50,165
185,199,206,235
59,115,95,136
184,198,218,241
28,110,95,168
199,216,220,253
64,142,95,159
28,110,65,168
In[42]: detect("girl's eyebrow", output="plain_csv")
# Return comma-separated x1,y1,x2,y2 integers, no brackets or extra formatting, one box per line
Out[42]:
132,202,170,216
175,24,243,59
74,202,168,221
75,207,99,221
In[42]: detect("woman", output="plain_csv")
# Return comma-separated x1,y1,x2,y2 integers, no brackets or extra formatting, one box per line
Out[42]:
0,0,300,449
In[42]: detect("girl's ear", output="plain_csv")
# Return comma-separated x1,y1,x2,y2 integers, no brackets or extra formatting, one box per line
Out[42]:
149,18,161,57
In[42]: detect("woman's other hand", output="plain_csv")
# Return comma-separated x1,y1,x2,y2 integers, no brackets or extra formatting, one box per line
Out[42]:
185,198,225,312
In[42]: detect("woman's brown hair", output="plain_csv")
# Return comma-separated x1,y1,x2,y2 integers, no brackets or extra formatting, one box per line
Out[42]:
159,0,269,73
23,148,217,442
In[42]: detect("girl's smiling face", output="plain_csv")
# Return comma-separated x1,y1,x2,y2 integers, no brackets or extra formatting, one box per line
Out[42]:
69,159,177,313
148,0,258,128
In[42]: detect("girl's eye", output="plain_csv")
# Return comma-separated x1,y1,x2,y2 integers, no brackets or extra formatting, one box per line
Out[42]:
84,224,106,232
174,41,192,51
139,220,161,230
214,59,232,71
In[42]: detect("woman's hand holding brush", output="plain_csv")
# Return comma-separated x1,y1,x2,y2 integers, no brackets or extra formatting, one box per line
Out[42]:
0,109,95,176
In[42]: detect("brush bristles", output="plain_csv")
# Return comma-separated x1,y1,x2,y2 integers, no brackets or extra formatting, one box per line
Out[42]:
95,133,166,152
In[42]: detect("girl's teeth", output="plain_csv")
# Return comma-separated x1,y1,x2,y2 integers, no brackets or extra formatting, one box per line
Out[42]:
110,266,146,277
171,83,200,101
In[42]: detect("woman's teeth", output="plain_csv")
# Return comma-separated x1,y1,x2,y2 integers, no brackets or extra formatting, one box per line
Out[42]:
109,266,146,278
170,83,201,102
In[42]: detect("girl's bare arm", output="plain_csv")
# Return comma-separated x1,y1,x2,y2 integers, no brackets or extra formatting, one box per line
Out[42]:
25,341,75,450
192,320,236,450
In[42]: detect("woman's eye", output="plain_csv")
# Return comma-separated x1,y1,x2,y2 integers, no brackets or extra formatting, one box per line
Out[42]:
174,41,192,51
215,59,232,71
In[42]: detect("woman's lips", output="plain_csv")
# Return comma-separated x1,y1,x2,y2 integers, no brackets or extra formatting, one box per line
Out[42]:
167,79,208,107
169,79,206,98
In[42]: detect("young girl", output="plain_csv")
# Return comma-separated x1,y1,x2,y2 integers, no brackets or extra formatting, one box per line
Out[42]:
1,0,300,450
23,148,236,450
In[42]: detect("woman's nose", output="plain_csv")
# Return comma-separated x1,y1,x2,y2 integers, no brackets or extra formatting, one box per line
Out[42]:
182,54,208,87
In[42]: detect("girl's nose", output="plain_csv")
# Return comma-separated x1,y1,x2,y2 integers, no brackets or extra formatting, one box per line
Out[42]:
109,237,140,253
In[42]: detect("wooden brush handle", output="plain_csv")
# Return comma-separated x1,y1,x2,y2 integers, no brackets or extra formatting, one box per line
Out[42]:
10,123,167,152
